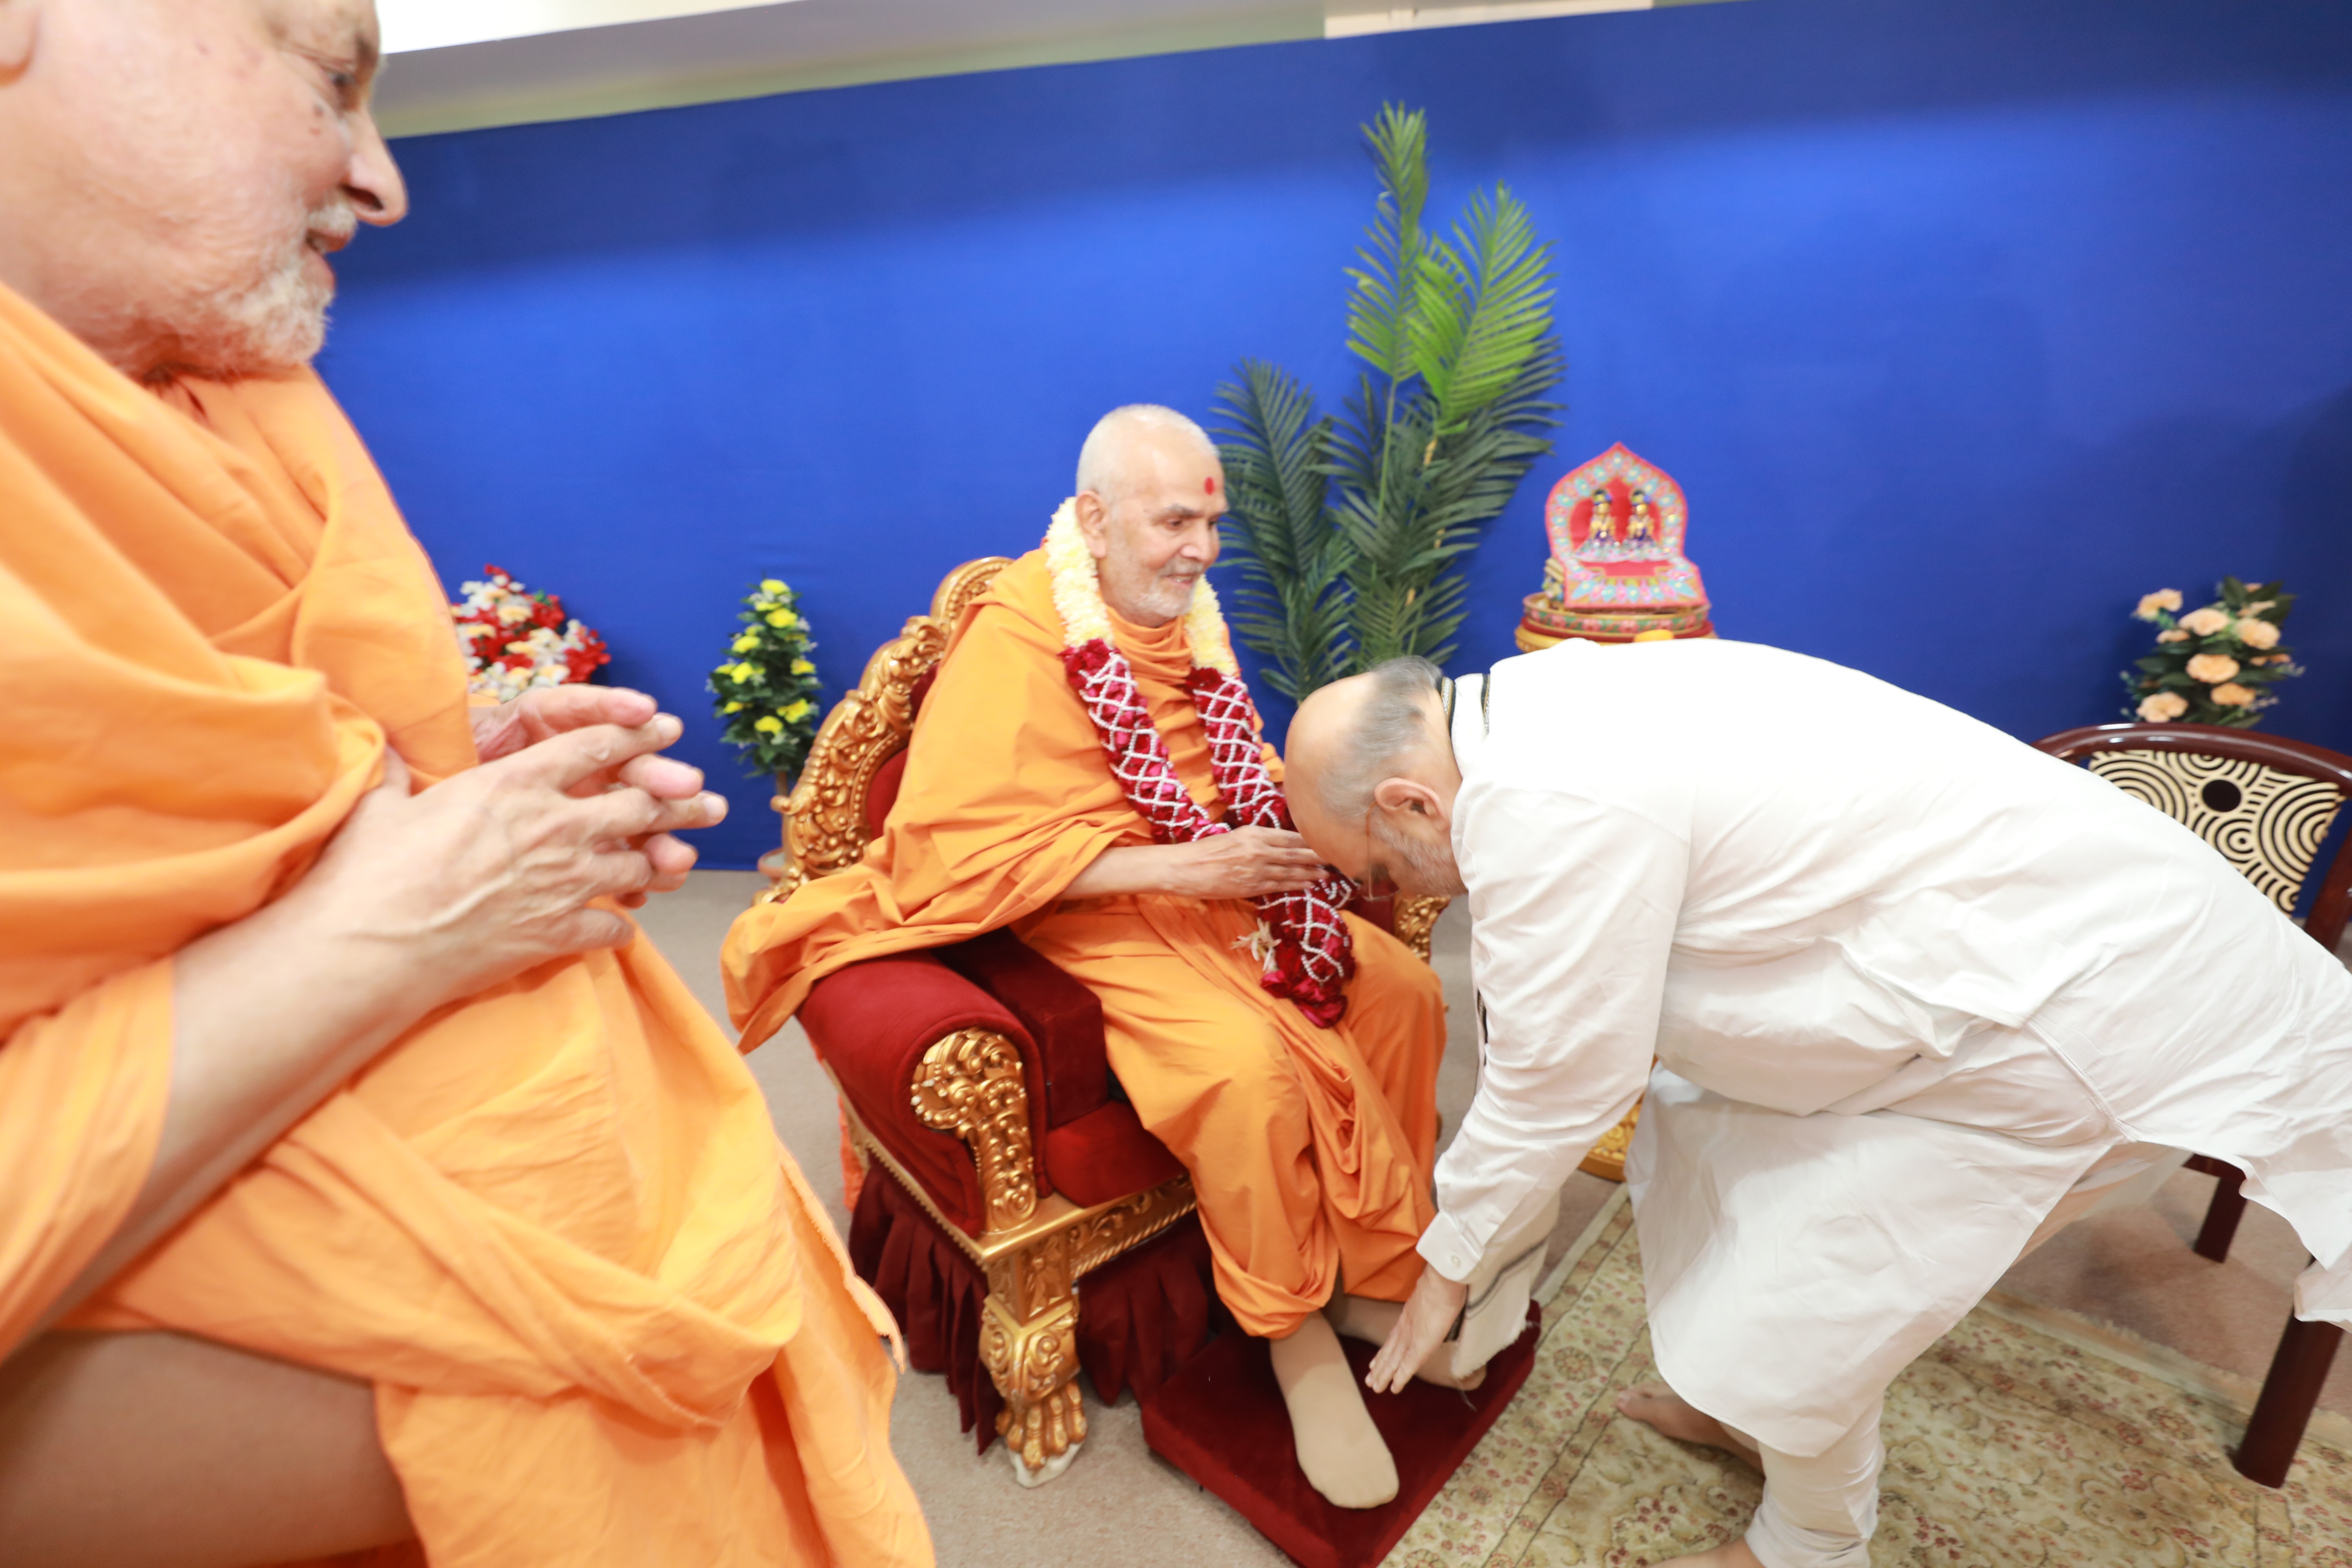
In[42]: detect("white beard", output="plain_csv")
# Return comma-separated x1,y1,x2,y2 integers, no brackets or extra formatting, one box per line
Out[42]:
117,199,352,382
1100,552,1203,625
1127,570,1200,624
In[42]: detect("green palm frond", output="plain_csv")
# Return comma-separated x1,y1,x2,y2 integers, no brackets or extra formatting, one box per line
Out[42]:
1414,188,1555,429
1211,362,1354,700
1211,104,1563,695
1342,338,1564,667
1343,104,1431,382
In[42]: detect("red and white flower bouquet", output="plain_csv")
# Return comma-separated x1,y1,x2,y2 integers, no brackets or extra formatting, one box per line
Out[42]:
450,564,611,702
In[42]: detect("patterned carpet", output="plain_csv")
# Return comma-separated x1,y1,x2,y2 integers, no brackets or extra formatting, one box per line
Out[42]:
1389,1191,2352,1567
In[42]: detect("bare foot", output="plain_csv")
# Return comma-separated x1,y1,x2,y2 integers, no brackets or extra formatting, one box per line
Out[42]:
1613,1384,1761,1468
1647,1538,1765,1568
1269,1314,1399,1509
1323,1295,1487,1391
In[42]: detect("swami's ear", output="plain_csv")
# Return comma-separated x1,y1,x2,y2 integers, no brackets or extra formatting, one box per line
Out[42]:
1072,491,1112,562
0,0,40,82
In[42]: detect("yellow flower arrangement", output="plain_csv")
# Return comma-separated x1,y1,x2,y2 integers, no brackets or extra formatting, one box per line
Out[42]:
2123,577,2300,730
710,578,824,779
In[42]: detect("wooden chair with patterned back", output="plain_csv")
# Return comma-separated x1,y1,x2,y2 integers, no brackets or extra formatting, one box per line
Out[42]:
760,556,1450,1485
2033,721,2352,1486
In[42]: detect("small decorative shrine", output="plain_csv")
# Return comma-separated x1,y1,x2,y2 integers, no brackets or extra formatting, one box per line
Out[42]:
1517,443,1714,651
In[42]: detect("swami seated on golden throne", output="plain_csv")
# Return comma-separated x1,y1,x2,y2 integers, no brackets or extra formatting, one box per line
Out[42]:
725,405,1474,1508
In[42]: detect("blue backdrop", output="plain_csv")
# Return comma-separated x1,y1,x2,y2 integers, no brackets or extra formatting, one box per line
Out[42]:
326,0,2352,870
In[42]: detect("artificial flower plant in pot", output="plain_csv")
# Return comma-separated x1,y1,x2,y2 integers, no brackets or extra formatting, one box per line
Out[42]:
710,578,823,784
2123,577,2302,729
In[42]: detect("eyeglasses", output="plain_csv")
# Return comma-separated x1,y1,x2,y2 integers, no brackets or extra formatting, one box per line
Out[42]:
1346,814,1397,900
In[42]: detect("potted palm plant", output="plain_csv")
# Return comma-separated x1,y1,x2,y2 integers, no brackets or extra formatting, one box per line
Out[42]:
1214,104,1564,699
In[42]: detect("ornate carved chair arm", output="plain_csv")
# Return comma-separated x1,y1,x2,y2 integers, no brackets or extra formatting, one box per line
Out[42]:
801,951,1049,1236
911,1029,1040,1234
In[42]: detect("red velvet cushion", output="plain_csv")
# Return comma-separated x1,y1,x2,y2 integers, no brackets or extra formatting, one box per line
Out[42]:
1043,1102,1185,1206
864,748,908,843
800,951,1051,1234
1142,1306,1542,1568
936,929,1110,1128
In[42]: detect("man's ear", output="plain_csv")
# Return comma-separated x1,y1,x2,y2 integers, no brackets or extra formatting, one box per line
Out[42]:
1072,491,1111,562
0,1,40,82
1371,776,1443,821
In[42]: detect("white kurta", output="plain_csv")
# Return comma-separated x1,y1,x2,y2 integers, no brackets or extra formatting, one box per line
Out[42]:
1427,638,2352,1457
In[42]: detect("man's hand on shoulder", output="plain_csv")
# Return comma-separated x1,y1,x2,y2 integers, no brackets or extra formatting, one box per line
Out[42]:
1065,827,1329,902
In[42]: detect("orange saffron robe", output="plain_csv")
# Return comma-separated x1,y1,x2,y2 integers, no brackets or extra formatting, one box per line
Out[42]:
0,285,930,1568
724,551,1443,1336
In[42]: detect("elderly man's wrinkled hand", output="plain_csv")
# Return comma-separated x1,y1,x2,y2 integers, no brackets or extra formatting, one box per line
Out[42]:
1175,826,1330,901
471,688,716,907
471,685,660,763
292,717,728,1013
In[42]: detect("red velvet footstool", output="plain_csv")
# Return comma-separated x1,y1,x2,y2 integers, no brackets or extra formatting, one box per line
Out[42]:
1140,1307,1542,1568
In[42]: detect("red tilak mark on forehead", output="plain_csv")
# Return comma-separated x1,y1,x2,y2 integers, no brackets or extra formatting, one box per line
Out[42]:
1205,477,1218,494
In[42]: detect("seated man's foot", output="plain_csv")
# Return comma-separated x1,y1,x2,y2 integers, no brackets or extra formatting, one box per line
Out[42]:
1323,1295,1487,1391
1269,1313,1399,1508
1614,1384,1762,1467
1647,1538,1765,1568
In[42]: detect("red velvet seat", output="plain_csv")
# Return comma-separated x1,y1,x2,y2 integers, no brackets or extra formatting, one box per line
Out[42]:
761,556,1446,1481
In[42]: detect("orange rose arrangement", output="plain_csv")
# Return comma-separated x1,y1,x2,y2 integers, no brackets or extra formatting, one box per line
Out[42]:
449,564,612,702
2123,577,2300,729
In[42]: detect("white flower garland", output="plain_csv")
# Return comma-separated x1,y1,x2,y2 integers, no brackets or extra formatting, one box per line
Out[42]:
1043,500,1238,676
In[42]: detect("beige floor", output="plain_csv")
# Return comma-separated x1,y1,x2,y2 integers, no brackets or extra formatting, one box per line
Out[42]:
642,871,2346,1568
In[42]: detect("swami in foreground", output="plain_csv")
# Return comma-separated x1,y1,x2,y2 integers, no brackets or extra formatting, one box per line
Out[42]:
0,1,929,1563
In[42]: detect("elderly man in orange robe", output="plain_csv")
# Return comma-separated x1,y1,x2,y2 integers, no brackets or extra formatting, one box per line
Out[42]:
724,404,1459,1509
0,2,929,1564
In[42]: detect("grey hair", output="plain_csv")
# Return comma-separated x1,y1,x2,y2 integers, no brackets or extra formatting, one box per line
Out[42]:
1315,655,1447,820
1075,404,1215,504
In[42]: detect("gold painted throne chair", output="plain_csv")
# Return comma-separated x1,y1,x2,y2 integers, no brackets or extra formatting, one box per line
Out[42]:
763,557,1447,1485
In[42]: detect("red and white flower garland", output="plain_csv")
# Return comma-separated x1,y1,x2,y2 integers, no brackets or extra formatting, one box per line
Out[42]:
1044,502,1356,1027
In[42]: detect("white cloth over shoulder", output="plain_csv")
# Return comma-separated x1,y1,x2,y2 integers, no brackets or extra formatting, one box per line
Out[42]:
1426,638,2352,1456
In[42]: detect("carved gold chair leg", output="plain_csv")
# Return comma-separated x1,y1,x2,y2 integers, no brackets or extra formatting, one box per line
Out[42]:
981,1234,1087,1485
895,1029,1183,1484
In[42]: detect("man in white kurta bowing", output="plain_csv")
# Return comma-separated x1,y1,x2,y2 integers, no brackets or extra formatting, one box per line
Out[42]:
1284,640,2352,1568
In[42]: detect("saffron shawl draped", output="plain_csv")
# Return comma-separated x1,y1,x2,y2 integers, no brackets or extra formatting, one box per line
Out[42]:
0,283,928,1568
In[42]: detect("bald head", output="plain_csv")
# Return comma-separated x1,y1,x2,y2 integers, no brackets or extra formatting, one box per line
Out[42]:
1289,657,1448,824
1071,404,1226,627
1286,657,1467,897
0,0,408,383
1076,405,1217,506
